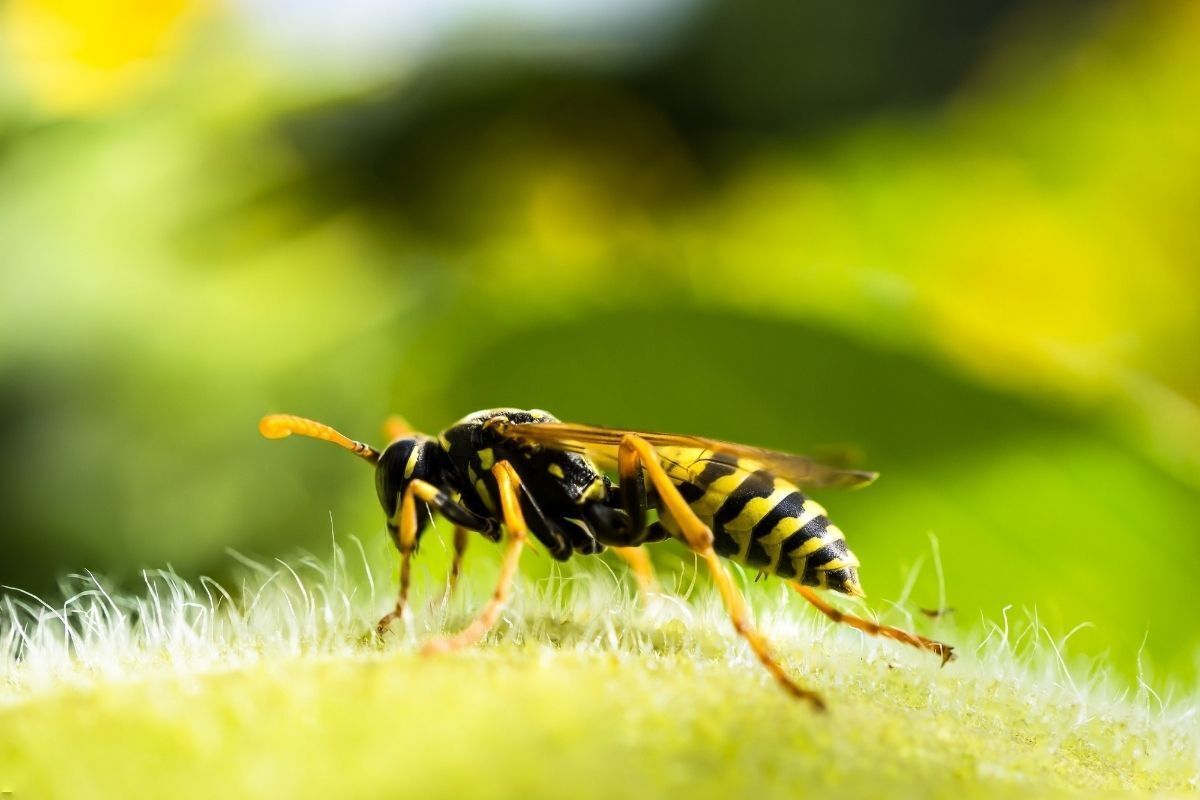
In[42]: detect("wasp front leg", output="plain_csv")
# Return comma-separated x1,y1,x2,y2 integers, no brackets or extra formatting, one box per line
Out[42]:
422,462,529,655
377,481,495,636
617,435,826,710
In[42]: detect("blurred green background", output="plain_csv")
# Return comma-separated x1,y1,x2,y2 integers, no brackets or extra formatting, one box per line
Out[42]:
1,0,1198,685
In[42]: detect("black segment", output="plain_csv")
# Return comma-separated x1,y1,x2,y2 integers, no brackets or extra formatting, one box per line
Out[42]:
777,515,831,579
517,488,572,560
584,502,633,547
749,490,808,543
713,528,739,558
431,493,496,536
745,538,772,568
617,454,649,537
746,489,809,573
677,481,705,504
641,522,671,544
781,516,830,557
822,567,856,594
710,469,775,564
693,458,738,488
713,469,775,529
561,516,604,555
805,538,850,571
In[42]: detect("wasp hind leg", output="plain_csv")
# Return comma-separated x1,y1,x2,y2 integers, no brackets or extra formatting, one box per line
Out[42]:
422,462,529,655
617,434,826,710
791,584,955,665
611,546,660,600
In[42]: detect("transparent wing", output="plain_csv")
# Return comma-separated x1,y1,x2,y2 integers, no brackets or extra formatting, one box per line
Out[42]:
497,421,877,490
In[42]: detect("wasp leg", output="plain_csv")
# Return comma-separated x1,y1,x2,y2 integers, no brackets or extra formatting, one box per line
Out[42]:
617,434,825,710
377,481,496,636
430,525,471,610
446,525,470,600
382,415,413,443
791,584,956,665
611,546,660,599
422,462,528,655
376,482,421,635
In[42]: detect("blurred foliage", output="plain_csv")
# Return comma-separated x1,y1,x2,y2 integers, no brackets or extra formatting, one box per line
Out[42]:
1,0,1198,685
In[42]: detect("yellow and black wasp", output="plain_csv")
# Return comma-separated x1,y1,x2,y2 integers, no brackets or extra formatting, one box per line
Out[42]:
260,408,954,710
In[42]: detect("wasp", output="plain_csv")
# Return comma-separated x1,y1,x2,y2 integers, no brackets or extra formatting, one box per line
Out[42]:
260,408,954,710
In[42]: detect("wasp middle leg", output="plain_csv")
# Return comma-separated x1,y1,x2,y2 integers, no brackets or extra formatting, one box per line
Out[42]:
422,462,529,655
617,434,826,710
429,524,473,611
445,525,470,602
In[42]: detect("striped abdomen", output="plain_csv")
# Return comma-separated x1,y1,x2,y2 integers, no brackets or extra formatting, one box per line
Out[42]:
655,447,864,596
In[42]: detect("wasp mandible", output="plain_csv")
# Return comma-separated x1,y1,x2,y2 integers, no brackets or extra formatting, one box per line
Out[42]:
260,408,954,710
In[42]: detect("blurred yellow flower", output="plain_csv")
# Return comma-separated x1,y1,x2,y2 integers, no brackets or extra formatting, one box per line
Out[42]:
3,0,202,114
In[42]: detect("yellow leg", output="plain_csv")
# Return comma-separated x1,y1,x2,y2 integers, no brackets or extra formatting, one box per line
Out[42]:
447,525,470,599
619,435,825,710
792,584,955,665
376,478,455,635
383,414,413,443
431,526,471,609
422,462,528,655
376,482,420,635
612,546,659,599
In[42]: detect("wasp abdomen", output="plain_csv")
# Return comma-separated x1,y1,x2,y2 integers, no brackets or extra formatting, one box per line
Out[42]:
657,447,863,595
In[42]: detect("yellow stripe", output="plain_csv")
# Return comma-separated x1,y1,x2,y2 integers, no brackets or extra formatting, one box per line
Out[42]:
788,525,859,574
477,448,495,470
797,498,827,526
547,463,565,479
757,516,802,571
753,496,830,573
716,477,789,563
403,448,420,479
657,447,712,475
732,528,753,561
474,479,495,513
733,456,766,473
791,524,846,558
411,482,441,503
689,473,744,516
725,480,793,533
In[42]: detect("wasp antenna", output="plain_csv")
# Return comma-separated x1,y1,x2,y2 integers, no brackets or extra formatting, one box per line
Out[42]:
259,414,380,464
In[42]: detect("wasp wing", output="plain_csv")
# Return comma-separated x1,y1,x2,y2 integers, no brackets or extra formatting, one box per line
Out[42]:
497,421,877,489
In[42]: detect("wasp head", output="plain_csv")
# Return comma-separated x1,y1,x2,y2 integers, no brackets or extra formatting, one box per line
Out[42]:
373,435,447,522
260,414,457,550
